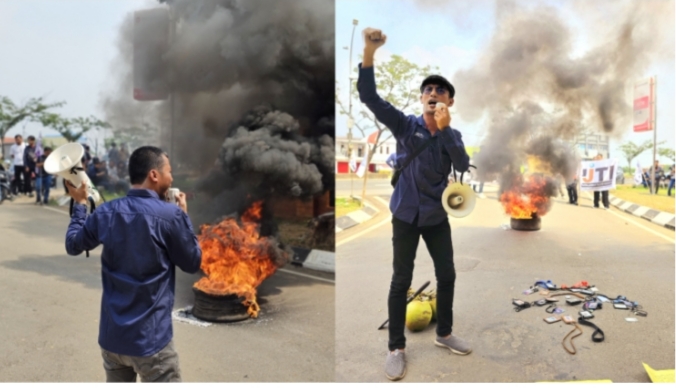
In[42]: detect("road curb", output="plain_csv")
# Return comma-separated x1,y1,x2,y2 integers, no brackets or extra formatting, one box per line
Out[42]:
335,196,380,234
290,247,335,273
609,194,675,230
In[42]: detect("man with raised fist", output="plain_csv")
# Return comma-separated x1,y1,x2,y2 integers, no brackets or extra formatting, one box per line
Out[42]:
358,27,472,381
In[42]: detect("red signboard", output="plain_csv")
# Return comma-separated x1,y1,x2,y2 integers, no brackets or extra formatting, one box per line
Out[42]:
633,78,653,132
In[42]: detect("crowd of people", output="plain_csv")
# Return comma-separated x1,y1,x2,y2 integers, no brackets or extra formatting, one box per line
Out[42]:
5,135,132,205
84,142,131,196
640,160,675,196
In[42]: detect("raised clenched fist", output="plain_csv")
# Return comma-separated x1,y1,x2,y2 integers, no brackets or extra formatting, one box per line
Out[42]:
363,28,387,51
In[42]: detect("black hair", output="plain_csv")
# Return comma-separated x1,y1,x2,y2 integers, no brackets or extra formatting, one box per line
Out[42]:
44,147,52,152
128,146,167,185
27,135,35,141
14,134,22,139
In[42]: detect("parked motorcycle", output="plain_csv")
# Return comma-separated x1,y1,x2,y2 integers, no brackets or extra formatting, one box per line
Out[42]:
0,162,13,203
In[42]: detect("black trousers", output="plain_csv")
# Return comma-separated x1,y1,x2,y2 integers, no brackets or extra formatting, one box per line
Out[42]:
650,178,661,194
566,184,577,204
13,166,27,194
389,216,456,351
594,190,609,208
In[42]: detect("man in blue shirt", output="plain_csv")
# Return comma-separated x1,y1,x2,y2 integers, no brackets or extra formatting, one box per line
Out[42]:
358,28,471,381
66,146,202,382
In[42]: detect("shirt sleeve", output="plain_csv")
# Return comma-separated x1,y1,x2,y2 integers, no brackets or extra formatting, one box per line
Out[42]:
65,203,100,255
165,209,202,274
439,127,470,173
357,64,409,139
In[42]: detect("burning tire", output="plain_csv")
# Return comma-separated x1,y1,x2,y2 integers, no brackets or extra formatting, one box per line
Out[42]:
192,288,250,323
510,215,541,231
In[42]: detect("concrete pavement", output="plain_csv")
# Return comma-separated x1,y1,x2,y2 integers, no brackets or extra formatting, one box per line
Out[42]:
335,197,379,234
0,197,334,382
335,189,675,383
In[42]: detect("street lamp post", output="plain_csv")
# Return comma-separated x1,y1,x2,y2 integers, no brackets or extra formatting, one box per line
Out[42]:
348,18,358,198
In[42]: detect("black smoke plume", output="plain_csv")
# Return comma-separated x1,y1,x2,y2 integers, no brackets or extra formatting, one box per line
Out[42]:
101,0,335,220
444,1,673,191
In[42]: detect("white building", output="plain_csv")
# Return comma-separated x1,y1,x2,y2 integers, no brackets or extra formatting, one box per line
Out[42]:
572,132,610,161
335,132,397,174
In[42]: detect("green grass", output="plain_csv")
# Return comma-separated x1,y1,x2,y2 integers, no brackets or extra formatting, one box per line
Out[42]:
336,197,362,217
98,190,126,202
610,184,675,214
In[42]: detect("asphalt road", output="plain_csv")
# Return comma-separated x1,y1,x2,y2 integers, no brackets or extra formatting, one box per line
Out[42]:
335,188,675,383
0,197,334,382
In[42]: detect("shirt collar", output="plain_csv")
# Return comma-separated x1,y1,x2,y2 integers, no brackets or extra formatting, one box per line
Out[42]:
127,188,160,199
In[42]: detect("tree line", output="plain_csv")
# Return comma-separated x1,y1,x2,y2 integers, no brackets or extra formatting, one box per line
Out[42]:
0,95,159,159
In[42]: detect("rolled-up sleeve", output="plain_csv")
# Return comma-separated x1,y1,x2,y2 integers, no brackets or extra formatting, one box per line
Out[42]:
440,127,470,173
65,203,100,255
357,64,408,139
165,210,202,274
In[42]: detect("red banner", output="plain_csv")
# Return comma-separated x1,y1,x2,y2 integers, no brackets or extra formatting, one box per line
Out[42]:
633,78,653,133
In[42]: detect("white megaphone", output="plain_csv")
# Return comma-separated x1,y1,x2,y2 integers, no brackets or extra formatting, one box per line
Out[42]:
441,182,476,218
44,143,101,203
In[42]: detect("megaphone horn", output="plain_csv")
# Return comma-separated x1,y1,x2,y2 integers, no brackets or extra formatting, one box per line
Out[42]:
441,182,476,218
44,142,101,203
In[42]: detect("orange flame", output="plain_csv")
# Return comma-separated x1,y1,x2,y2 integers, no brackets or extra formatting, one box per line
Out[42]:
193,201,279,318
500,174,551,219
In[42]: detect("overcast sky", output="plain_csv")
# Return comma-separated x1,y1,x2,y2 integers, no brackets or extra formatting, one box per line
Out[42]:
336,0,675,166
0,0,153,155
0,0,673,166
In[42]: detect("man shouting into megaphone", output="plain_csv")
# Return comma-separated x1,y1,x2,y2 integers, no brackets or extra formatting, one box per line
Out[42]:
64,146,202,382
357,27,471,381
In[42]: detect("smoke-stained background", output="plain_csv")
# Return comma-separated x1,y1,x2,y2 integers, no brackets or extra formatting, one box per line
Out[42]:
448,0,673,189
101,0,335,217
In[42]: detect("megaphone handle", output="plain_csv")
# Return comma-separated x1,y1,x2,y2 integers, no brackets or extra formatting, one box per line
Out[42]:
456,164,477,185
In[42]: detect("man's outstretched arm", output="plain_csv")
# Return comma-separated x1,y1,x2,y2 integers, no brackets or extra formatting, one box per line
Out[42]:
357,28,408,139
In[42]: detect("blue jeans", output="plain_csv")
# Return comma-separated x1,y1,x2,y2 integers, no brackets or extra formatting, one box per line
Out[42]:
669,179,675,196
35,175,52,204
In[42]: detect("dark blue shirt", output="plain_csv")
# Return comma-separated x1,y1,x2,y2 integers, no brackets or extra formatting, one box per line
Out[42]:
358,64,470,227
66,189,202,357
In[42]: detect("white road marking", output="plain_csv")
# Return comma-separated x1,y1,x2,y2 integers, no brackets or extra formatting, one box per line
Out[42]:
336,196,391,247
42,206,69,216
277,268,335,284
